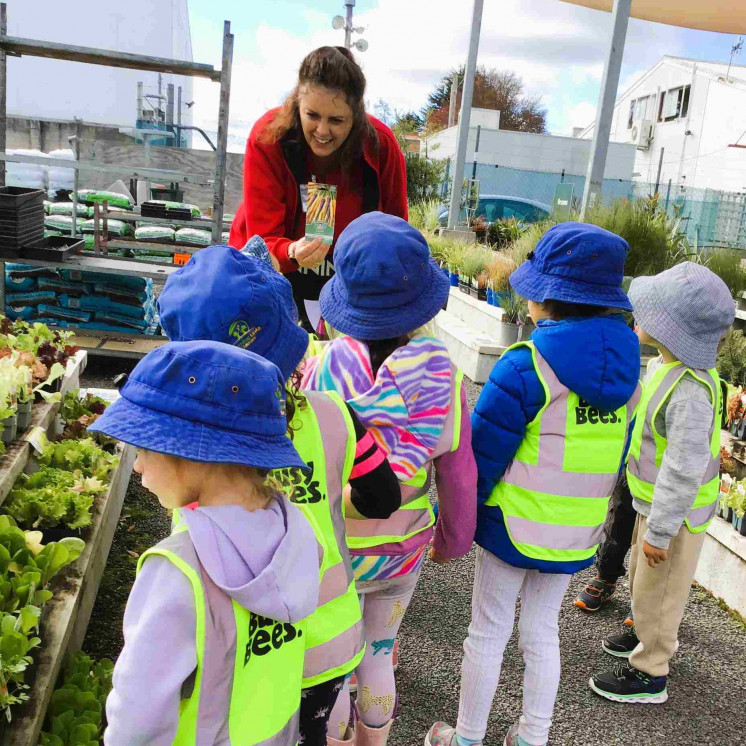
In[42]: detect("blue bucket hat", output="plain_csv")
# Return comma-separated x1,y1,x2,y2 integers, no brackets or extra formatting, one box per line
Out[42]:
157,243,308,380
88,341,308,471
510,222,632,311
319,212,450,340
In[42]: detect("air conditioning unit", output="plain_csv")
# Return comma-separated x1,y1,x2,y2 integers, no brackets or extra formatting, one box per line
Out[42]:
630,120,653,150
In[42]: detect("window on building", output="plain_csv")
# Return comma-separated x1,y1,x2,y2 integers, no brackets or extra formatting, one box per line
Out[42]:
627,95,652,129
658,85,691,123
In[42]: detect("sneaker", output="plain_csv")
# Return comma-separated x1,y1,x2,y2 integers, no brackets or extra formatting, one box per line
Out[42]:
602,626,640,658
602,626,680,658
589,661,668,704
504,723,545,746
574,577,617,612
425,722,458,746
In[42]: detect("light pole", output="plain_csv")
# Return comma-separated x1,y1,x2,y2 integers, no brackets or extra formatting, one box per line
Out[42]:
332,1,368,52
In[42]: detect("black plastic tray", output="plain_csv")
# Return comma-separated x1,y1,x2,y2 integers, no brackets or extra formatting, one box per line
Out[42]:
0,187,46,209
141,202,193,221
21,235,84,261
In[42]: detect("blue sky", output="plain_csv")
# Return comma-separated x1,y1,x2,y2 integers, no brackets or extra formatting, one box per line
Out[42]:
185,0,743,151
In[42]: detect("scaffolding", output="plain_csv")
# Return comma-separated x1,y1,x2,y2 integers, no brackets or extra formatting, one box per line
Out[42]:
0,2,234,356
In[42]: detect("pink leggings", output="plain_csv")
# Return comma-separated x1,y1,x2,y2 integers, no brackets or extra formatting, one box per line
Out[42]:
328,568,421,736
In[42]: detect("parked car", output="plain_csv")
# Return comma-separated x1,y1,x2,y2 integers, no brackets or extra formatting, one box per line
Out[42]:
438,195,551,227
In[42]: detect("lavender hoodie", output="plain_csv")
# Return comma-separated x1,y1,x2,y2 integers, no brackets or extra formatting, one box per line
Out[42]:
104,498,319,746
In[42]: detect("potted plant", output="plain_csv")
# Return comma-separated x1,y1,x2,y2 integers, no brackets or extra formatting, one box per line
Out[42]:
486,253,514,308
461,251,489,299
14,365,33,433
497,292,524,346
0,366,18,445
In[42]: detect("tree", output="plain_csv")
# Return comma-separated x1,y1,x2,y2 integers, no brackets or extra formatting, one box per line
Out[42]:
422,66,547,135
373,98,395,127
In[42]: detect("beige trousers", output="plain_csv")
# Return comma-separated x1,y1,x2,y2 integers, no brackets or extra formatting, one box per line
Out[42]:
628,514,706,677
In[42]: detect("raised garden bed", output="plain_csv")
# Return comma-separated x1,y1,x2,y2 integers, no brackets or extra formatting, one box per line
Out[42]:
0,443,135,745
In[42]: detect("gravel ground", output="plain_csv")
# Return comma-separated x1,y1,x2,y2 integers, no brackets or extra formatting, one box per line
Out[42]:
79,362,746,745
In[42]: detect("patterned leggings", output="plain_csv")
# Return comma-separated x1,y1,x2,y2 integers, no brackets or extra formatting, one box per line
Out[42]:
299,675,345,746
328,566,423,736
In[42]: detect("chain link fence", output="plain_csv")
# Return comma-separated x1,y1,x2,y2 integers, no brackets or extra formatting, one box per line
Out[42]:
440,161,746,251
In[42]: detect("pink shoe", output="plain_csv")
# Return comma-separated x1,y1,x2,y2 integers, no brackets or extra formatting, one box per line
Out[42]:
356,719,393,746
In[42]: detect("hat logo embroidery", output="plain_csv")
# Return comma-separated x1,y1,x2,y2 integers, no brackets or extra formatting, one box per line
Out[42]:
229,319,261,349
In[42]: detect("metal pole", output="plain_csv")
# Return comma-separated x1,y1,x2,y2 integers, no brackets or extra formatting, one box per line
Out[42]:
579,0,631,219
665,178,672,211
654,146,665,195
0,2,7,189
344,0,355,49
177,85,182,147
157,72,162,121
166,83,174,126
212,20,233,244
136,81,143,125
447,0,483,231
0,3,6,312
471,124,481,181
69,118,81,237
448,73,459,128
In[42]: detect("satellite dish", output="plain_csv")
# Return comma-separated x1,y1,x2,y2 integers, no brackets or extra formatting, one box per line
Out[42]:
354,38,369,52
331,15,345,30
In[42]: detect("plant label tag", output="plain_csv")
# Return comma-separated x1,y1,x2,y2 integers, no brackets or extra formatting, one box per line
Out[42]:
25,426,49,454
305,183,336,246
173,252,191,266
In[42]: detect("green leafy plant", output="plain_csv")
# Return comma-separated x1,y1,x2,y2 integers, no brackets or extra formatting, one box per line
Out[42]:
717,330,746,388
38,652,114,745
704,248,746,298
459,248,492,284
498,292,528,324
486,217,527,249
3,467,106,531
408,199,442,233
37,438,119,482
0,517,84,722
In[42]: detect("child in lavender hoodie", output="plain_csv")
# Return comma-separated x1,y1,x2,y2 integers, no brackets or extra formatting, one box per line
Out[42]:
91,341,319,746
302,213,477,746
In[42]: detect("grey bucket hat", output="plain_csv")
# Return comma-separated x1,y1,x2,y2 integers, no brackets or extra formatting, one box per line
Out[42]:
628,261,735,370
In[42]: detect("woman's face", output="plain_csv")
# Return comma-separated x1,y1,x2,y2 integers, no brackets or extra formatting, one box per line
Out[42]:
298,85,354,159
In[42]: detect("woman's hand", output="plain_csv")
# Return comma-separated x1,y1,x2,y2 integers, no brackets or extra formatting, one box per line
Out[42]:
290,237,329,269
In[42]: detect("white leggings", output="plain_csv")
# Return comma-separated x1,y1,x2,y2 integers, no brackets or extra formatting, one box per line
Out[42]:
457,548,571,746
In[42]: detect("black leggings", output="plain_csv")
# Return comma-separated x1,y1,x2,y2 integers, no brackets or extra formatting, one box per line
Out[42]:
299,675,346,746
596,474,637,584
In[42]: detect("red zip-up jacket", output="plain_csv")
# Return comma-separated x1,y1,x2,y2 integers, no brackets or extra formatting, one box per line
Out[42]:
229,108,408,274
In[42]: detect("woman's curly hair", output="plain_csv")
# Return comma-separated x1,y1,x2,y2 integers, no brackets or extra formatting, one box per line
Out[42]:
259,46,378,176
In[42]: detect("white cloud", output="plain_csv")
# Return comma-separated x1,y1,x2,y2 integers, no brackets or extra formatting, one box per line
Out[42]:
567,101,598,131
190,0,691,151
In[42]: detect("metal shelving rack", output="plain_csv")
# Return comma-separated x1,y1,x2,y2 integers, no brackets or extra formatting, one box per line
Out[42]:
0,3,234,357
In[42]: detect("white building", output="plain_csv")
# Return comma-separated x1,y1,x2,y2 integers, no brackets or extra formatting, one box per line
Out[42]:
422,108,636,207
5,0,194,142
578,56,746,194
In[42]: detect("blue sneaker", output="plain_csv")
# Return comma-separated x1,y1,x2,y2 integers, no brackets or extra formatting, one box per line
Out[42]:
589,662,668,704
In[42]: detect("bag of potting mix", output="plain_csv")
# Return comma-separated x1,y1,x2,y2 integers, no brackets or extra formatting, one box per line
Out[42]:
37,304,92,324
134,225,176,243
60,270,151,293
48,201,89,217
58,294,155,321
92,311,149,332
81,219,133,237
5,274,37,292
44,215,86,233
76,189,134,211
175,228,211,247
38,277,93,296
4,305,36,321
5,290,57,306
91,283,151,305
146,199,202,218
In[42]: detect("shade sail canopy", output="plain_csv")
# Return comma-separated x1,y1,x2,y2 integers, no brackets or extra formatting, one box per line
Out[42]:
559,0,746,34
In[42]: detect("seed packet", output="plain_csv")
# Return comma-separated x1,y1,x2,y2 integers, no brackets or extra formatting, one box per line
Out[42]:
305,183,337,246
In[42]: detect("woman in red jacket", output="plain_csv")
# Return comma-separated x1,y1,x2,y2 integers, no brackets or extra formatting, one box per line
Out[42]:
229,46,408,332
